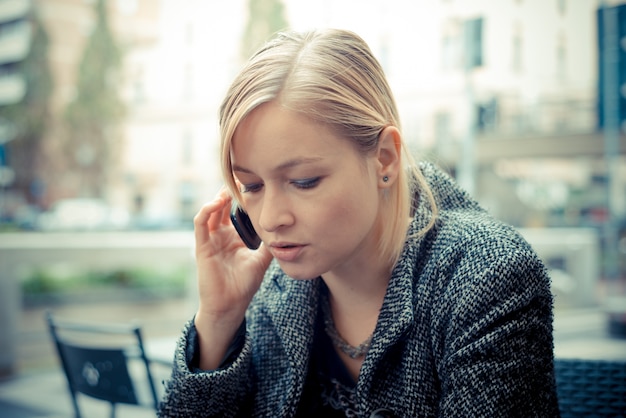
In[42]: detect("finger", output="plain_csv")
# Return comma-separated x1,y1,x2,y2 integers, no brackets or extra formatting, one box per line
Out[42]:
217,186,232,200
193,202,214,244
194,197,225,243
207,197,227,231
219,194,233,226
257,242,273,264
214,186,235,226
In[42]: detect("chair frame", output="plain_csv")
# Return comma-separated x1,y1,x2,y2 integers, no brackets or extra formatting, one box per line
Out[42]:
554,357,626,417
46,311,161,418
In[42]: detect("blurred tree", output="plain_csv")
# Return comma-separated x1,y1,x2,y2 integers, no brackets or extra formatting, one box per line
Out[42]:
0,13,53,206
63,0,125,198
241,0,289,62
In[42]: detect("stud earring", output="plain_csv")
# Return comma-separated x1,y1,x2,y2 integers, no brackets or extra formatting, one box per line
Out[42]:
383,175,389,183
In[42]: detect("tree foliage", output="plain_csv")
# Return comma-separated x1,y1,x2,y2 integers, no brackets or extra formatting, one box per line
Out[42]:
241,0,289,62
0,13,53,205
64,0,125,198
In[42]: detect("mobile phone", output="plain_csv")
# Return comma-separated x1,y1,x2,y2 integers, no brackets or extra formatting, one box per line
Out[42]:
230,203,262,249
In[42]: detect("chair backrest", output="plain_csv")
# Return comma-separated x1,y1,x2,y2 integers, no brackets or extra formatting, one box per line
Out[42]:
554,358,626,417
46,312,160,418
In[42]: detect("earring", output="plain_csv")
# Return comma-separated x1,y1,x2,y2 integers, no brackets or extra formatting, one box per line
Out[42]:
383,175,389,183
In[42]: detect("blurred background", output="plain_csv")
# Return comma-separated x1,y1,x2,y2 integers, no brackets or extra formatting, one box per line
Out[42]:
0,0,625,414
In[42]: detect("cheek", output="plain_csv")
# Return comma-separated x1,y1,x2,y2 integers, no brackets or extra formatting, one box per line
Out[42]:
313,195,377,239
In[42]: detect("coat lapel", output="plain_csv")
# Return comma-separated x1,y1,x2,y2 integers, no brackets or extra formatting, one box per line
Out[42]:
356,203,431,410
260,271,320,410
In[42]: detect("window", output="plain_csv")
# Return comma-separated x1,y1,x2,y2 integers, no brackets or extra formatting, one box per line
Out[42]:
556,33,566,80
441,19,462,71
116,0,138,15
182,62,193,101
512,23,523,73
181,129,193,165
435,112,454,160
132,65,145,104
179,181,196,221
185,22,194,46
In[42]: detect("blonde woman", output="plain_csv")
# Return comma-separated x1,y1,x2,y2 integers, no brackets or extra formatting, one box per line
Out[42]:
159,29,559,417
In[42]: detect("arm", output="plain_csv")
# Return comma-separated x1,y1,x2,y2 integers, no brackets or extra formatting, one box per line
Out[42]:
158,190,273,417
192,190,272,370
157,319,253,418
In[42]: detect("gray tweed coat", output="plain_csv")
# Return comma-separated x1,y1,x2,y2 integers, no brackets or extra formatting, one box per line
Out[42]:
158,162,560,417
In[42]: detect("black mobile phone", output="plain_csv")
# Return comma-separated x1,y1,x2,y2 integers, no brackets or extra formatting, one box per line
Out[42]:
230,203,262,250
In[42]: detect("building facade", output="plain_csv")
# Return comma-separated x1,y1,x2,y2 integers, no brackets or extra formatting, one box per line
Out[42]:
1,0,624,237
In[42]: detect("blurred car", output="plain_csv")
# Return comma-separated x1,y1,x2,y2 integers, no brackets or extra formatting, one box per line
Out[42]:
12,204,41,230
130,210,192,230
0,192,41,230
37,198,130,231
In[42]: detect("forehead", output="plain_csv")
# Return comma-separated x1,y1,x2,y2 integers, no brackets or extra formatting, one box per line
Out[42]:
230,102,358,170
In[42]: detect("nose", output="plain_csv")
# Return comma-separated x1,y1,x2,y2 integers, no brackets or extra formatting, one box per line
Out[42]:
257,189,294,233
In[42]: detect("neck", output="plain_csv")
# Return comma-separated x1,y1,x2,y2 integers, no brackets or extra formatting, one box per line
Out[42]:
324,254,390,301
324,229,394,295
321,259,392,347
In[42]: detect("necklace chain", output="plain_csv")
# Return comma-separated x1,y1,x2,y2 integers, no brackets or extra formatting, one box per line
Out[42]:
321,293,373,359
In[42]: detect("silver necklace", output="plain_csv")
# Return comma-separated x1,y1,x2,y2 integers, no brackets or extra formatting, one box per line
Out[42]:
321,292,373,359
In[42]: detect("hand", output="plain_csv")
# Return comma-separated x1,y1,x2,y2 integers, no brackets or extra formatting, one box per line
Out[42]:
192,188,272,368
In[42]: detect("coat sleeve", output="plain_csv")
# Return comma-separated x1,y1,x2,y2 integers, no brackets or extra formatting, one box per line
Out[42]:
157,319,254,418
433,230,560,417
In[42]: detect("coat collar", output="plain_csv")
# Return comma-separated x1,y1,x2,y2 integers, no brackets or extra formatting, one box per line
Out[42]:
356,201,432,402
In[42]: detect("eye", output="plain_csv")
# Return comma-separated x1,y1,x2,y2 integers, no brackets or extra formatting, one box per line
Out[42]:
241,183,263,193
291,177,321,190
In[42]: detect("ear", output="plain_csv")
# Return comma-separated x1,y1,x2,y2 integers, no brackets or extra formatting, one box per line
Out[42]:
375,126,402,188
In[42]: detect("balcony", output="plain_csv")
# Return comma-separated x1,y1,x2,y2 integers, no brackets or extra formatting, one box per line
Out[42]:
0,72,25,105
476,97,624,162
0,18,30,64
0,0,30,23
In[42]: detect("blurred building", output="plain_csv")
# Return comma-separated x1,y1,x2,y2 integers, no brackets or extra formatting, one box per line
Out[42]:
118,0,245,227
118,0,625,232
1,0,246,227
0,0,28,108
122,0,626,234
0,0,161,220
1,0,625,242
0,0,32,220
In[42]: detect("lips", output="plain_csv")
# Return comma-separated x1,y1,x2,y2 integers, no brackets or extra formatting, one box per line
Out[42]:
269,242,305,262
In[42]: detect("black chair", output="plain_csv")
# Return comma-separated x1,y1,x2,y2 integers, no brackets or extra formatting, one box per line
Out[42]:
554,358,626,417
46,311,166,418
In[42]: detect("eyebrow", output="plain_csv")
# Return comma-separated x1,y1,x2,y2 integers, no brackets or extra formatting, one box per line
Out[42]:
233,156,324,174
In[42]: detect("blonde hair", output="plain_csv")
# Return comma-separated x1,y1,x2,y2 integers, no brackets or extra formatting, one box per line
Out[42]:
219,29,437,269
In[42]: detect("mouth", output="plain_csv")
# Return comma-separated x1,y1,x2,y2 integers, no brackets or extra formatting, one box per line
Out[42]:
269,242,305,262
272,243,298,248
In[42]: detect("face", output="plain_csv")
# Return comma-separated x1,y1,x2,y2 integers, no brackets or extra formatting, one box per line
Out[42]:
231,101,383,280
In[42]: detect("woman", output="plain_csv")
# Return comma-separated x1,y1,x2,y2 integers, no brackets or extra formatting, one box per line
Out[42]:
158,29,559,417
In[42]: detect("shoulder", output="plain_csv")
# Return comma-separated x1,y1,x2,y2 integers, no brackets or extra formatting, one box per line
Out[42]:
437,205,536,262
430,207,547,289
413,161,544,279
406,165,550,310
420,208,552,338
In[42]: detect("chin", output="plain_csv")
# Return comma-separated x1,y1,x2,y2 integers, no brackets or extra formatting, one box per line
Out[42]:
276,262,321,281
